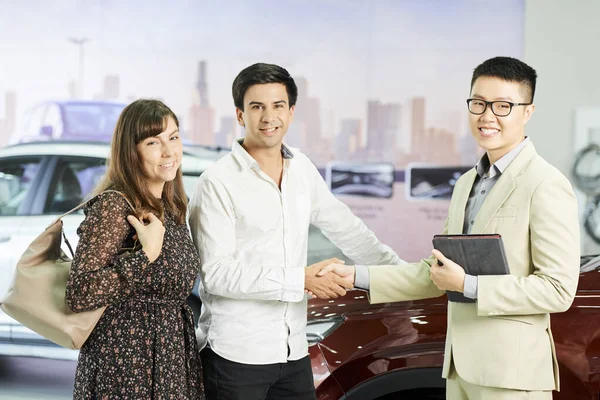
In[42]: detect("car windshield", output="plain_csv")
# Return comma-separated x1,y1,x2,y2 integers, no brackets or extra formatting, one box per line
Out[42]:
0,159,42,216
63,103,125,139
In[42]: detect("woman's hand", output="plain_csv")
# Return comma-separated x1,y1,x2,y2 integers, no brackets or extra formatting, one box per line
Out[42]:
126,213,165,263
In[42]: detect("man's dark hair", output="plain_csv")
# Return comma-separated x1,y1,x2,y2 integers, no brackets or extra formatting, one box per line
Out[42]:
471,56,538,102
232,63,298,110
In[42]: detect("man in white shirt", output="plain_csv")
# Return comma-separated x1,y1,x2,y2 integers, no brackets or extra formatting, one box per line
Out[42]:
188,63,402,400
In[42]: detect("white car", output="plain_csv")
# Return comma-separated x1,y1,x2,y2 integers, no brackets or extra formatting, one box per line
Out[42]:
0,140,348,360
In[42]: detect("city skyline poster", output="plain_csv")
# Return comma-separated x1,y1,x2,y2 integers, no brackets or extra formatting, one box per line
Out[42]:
0,0,525,260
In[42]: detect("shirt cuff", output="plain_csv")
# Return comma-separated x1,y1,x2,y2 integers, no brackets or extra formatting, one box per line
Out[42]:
463,274,478,299
281,267,305,303
354,265,370,291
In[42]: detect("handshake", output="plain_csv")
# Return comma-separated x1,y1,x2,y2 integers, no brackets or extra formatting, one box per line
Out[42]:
301,249,466,300
304,258,356,300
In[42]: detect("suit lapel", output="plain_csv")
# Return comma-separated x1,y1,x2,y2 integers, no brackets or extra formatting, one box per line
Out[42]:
471,142,538,233
448,168,477,234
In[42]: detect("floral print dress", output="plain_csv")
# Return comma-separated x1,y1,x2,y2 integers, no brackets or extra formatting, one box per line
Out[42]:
66,192,204,399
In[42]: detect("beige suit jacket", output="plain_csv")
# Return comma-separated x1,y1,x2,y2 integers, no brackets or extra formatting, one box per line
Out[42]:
369,142,580,391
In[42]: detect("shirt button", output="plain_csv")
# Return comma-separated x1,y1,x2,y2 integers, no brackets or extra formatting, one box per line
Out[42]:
481,190,486,194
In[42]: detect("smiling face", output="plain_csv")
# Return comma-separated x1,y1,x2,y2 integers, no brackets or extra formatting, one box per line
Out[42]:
468,76,535,164
136,116,182,198
236,83,295,151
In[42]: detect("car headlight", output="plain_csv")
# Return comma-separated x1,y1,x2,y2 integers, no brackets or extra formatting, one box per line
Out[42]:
306,317,343,346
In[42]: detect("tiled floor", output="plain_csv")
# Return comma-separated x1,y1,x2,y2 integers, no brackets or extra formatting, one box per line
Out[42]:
0,356,75,399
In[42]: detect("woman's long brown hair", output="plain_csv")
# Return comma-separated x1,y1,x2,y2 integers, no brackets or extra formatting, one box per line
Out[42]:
93,99,187,224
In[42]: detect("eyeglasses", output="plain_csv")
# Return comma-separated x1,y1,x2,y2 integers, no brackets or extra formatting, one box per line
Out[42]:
466,98,532,117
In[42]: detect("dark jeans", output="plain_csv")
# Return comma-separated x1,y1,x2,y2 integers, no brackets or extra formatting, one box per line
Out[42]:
201,347,317,400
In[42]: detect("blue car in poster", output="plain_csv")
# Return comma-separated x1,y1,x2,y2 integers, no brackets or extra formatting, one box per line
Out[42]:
10,100,127,144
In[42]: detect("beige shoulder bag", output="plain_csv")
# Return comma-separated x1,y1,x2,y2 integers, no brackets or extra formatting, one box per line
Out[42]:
0,190,134,349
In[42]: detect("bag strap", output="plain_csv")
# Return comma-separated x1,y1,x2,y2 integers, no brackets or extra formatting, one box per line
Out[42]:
52,190,136,259
47,190,135,230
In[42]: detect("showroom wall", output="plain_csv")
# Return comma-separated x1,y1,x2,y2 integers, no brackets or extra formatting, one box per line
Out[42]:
525,0,600,175
525,0,600,253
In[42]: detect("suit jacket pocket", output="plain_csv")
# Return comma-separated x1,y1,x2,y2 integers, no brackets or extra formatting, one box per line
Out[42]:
490,314,546,325
493,207,517,218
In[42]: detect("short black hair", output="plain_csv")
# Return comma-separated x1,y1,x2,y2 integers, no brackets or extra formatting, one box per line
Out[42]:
471,56,538,102
232,63,298,110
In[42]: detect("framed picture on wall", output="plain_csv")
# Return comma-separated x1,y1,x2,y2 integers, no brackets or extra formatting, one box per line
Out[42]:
325,162,395,198
405,164,472,200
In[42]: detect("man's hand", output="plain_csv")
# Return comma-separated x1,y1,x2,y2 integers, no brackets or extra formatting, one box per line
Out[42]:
317,263,355,288
305,258,353,299
430,249,466,292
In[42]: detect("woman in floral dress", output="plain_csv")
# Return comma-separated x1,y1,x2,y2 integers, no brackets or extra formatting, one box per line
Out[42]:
66,99,204,399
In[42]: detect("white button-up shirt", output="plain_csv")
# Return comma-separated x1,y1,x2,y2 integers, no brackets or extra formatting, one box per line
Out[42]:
189,139,401,365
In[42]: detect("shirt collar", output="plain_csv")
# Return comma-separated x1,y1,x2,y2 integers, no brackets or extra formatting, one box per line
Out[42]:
231,138,294,170
475,137,531,178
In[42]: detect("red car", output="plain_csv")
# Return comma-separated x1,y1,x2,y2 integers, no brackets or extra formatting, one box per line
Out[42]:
308,255,600,400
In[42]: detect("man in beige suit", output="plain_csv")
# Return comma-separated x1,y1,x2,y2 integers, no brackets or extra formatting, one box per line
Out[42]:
320,57,580,399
